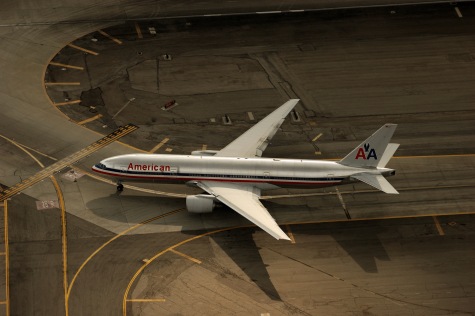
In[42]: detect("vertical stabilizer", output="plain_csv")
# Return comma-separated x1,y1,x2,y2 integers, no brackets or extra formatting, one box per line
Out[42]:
339,124,397,168
377,143,400,168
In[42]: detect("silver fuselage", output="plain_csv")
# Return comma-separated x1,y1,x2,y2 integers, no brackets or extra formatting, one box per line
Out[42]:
92,154,394,190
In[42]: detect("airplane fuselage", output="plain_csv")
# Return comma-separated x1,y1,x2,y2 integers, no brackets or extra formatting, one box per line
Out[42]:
91,99,399,240
92,153,394,190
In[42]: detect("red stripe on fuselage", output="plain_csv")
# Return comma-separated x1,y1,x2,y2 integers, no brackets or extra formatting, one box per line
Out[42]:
91,167,343,187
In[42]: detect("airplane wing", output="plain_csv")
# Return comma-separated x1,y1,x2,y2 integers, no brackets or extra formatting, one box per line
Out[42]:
215,99,299,158
196,181,291,240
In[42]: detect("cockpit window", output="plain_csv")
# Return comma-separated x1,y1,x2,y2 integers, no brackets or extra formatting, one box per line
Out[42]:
96,163,106,169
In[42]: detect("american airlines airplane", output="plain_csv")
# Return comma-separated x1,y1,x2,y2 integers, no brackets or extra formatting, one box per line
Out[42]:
92,99,399,240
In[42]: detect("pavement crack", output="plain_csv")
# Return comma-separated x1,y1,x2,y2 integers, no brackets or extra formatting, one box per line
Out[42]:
266,247,473,315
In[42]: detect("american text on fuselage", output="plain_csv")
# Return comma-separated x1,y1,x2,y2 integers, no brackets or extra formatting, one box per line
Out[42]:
127,163,171,172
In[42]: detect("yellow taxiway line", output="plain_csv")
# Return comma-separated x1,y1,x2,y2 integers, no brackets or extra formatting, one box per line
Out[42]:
97,30,123,45
50,176,69,315
0,134,68,316
134,22,143,39
394,153,475,159
312,133,323,142
2,201,9,316
285,224,296,244
262,183,475,200
126,299,166,303
122,210,475,315
66,208,185,312
53,100,81,107
67,43,99,56
150,138,169,153
77,114,103,125
433,216,445,236
49,62,84,70
123,226,234,316
0,124,138,202
169,249,202,264
44,82,81,86
73,166,186,198
323,153,475,161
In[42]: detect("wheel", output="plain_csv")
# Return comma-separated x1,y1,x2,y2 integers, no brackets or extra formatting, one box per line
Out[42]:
117,183,124,192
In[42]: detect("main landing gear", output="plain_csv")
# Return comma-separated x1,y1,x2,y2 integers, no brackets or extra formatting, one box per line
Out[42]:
117,181,124,192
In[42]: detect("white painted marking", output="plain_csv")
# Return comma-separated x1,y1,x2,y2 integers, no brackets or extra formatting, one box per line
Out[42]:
247,112,255,120
112,97,135,119
289,10,305,13
256,11,281,14
36,200,59,210
455,7,463,18
312,133,323,142
150,138,169,153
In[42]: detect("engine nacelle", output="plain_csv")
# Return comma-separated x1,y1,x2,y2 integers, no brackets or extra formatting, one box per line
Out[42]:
186,194,216,213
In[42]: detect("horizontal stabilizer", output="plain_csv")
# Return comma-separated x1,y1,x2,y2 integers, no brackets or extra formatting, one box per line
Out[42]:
351,173,399,194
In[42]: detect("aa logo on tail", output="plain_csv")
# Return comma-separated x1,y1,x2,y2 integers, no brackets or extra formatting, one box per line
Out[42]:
355,143,378,160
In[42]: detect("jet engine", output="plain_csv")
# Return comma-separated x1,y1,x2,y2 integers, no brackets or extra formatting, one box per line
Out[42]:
186,194,216,213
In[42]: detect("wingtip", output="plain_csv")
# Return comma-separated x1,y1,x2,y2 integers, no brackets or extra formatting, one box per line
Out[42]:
276,232,291,241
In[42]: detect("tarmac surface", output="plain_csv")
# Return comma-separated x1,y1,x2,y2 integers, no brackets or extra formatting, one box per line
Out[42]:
0,1,474,315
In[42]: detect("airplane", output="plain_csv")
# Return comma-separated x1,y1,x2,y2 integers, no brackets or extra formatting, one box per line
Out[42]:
92,99,399,241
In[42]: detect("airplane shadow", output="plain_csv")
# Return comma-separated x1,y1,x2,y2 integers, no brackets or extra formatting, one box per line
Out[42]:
86,194,390,302
185,227,283,301
318,222,390,273
87,195,282,300
265,201,391,274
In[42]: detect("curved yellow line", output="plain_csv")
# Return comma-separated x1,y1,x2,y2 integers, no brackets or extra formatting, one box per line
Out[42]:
0,134,54,316
66,208,184,303
0,135,45,168
122,226,237,316
122,208,475,315
3,200,9,316
41,35,148,154
50,176,69,315
73,166,187,198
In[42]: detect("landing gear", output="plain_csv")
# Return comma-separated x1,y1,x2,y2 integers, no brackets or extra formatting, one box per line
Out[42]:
117,181,124,192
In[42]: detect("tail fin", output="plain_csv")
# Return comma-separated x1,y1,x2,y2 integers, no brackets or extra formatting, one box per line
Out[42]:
339,124,397,168
377,143,400,168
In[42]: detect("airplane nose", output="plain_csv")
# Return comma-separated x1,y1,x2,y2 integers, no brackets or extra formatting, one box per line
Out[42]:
93,161,108,170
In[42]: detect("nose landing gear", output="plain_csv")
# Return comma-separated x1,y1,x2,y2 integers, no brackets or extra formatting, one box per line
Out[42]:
117,181,124,192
